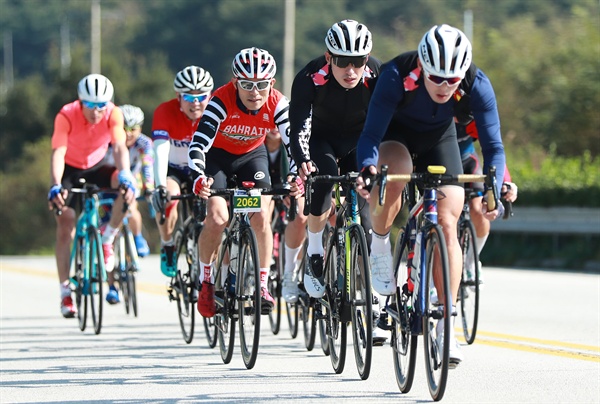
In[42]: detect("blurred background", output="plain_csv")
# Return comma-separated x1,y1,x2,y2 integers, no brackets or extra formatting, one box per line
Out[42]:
0,0,598,269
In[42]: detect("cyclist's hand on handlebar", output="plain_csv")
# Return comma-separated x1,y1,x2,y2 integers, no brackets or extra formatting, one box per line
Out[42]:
356,165,377,200
118,170,137,204
192,175,213,199
286,174,303,197
299,161,317,181
48,184,67,212
151,186,168,217
502,181,518,203
482,194,505,221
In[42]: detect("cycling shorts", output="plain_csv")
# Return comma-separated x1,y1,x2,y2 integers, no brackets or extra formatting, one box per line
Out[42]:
61,161,116,210
205,146,271,190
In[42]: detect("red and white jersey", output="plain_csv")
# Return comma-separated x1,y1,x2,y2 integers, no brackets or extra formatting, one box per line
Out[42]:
152,98,200,185
188,81,293,175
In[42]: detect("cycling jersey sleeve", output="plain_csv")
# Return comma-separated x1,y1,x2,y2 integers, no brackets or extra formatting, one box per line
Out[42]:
188,96,226,176
289,66,317,167
470,69,505,193
51,113,71,149
274,96,296,173
356,63,405,169
136,134,155,192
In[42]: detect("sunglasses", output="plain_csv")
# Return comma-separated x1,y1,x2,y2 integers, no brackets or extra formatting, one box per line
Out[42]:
237,80,271,91
331,55,368,68
181,93,209,103
425,73,462,86
81,100,108,110
124,125,141,132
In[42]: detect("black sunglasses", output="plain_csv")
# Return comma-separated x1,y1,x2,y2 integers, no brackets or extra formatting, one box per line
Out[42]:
331,55,368,68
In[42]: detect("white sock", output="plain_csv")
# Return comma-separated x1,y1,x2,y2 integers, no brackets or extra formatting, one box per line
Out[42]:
307,229,324,257
200,261,213,283
284,244,302,275
476,234,488,255
60,281,71,298
260,268,269,289
101,224,119,244
161,238,174,247
370,231,390,255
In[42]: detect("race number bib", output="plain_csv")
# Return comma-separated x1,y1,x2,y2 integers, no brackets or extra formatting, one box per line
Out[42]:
233,189,261,213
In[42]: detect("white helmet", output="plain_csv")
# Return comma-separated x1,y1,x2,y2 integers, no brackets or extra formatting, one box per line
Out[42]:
119,104,144,127
231,47,277,80
325,19,373,56
418,24,472,79
173,66,214,93
77,74,114,103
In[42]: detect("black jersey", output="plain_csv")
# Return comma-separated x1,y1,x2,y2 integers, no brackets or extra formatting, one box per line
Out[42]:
289,55,381,166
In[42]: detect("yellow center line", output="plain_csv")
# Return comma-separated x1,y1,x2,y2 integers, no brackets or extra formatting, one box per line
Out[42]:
3,262,599,362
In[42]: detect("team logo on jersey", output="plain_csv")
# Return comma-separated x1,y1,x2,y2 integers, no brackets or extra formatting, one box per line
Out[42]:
262,113,269,122
231,112,241,119
254,171,266,180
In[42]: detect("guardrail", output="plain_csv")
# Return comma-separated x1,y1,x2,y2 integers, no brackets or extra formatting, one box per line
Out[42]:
490,207,600,235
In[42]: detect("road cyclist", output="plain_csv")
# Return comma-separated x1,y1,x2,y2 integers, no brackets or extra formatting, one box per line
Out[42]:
150,66,214,278
356,24,506,367
48,73,136,318
188,47,300,319
288,19,388,345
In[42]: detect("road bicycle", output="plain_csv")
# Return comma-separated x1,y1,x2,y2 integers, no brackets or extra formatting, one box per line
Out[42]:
377,165,498,401
208,179,294,369
303,172,373,380
458,183,513,345
66,182,116,335
157,185,204,344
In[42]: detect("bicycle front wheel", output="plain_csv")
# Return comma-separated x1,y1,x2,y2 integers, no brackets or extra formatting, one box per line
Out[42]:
391,227,417,393
238,227,261,369
423,225,451,401
326,238,347,374
268,230,284,335
173,227,195,344
349,224,373,380
124,226,139,317
73,235,87,332
203,316,218,349
459,219,479,344
88,226,104,335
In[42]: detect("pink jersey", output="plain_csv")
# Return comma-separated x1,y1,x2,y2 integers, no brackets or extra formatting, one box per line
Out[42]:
51,101,119,169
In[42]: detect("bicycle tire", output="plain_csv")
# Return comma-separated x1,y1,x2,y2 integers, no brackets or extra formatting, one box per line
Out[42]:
88,226,104,335
173,227,195,344
203,316,218,349
318,317,330,356
115,233,130,315
73,235,87,332
302,299,317,351
422,224,451,401
268,230,284,335
391,227,417,393
327,235,347,374
458,218,479,344
286,301,299,338
238,227,261,370
215,233,235,364
124,226,139,317
349,224,373,380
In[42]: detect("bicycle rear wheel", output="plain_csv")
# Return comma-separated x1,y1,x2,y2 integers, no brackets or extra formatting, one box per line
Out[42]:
423,225,451,401
268,230,284,335
173,227,195,344
124,227,139,317
391,227,417,393
238,227,261,370
349,225,373,380
286,301,299,338
459,219,479,344
88,226,104,335
114,232,129,315
326,238,347,374
73,235,87,331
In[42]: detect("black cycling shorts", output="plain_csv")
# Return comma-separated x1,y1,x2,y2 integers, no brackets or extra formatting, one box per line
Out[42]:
61,161,116,209
205,146,271,190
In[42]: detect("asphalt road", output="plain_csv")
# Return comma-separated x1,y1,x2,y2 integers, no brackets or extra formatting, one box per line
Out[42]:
1,256,599,403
